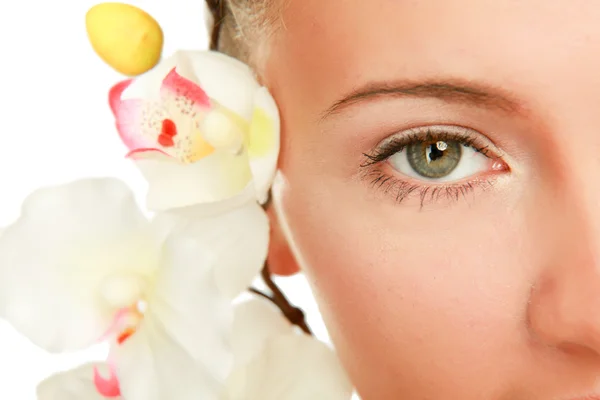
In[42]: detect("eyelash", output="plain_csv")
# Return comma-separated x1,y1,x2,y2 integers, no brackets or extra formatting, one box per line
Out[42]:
360,126,506,206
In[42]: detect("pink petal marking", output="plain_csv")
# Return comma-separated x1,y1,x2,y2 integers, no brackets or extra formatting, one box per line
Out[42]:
108,80,133,115
109,80,157,151
109,68,212,161
161,67,210,108
93,364,121,398
97,308,131,343
126,147,174,160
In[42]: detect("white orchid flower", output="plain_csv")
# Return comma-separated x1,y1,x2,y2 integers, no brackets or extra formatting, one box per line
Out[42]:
109,50,280,211
224,299,355,400
0,178,269,400
35,299,353,400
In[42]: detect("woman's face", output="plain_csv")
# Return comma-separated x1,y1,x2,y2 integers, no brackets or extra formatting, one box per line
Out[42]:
263,0,600,398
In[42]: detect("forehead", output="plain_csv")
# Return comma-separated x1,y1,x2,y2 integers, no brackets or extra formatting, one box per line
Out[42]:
266,0,600,117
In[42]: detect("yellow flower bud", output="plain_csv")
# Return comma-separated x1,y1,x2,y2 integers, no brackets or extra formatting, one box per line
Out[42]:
86,2,163,76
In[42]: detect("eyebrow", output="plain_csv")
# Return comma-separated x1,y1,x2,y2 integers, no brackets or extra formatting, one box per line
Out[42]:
320,79,524,121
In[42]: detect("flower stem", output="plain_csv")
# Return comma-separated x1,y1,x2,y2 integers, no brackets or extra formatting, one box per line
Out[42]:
249,264,313,335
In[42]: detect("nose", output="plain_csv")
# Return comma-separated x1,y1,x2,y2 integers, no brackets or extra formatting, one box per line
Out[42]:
528,182,600,357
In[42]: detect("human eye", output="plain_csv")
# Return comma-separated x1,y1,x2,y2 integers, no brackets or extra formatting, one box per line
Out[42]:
360,125,510,206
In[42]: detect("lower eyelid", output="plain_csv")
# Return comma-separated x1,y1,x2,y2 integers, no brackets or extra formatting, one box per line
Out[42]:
362,167,502,206
360,156,509,207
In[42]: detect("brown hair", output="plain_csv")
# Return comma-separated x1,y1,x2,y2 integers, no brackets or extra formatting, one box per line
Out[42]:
205,0,311,334
206,0,280,67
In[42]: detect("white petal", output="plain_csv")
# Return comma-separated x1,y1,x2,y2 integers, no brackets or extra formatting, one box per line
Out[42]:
231,298,292,368
225,334,354,400
0,179,160,352
114,206,269,400
247,87,280,204
151,185,257,235
149,201,269,298
114,321,229,400
189,201,270,299
37,363,117,400
188,51,260,122
121,51,199,101
133,150,253,211
152,201,269,298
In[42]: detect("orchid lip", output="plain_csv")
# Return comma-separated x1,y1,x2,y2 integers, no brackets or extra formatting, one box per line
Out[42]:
93,364,121,398
93,306,144,396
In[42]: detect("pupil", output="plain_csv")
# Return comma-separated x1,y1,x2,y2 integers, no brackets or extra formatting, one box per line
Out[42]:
427,143,445,162
406,139,462,178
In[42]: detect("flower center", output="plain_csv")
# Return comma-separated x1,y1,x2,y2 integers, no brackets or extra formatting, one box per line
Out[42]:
101,273,146,309
200,109,245,154
99,273,148,344
114,301,145,345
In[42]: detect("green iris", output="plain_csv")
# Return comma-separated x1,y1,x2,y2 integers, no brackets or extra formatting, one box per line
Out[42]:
406,140,462,178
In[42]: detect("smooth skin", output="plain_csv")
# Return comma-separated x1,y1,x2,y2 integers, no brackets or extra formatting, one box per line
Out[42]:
260,1,600,399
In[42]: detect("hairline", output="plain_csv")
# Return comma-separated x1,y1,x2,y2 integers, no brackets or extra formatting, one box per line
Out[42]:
217,0,286,69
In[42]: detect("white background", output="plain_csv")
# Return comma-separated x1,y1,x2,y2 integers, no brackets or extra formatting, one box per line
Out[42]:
0,1,329,398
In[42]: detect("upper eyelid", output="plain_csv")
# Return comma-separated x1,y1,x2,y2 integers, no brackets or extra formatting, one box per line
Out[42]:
363,124,505,165
381,125,497,151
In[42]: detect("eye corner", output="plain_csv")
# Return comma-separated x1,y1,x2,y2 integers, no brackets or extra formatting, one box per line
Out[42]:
360,149,390,168
491,158,510,173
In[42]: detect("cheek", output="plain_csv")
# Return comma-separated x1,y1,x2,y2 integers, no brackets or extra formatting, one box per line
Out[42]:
274,152,534,398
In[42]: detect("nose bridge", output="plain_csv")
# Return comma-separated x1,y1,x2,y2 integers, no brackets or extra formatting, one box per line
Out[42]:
527,145,600,352
560,133,600,244
539,102,600,242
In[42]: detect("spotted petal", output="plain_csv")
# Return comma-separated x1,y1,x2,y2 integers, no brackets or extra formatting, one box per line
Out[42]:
110,67,213,162
114,50,256,161
37,363,119,400
109,79,154,151
0,179,160,352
